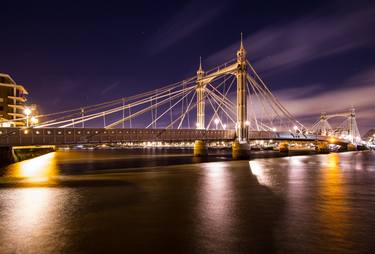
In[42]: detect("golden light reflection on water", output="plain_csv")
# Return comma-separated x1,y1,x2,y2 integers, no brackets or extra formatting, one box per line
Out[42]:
0,187,73,253
198,162,234,250
4,152,58,183
250,160,271,187
14,188,52,230
318,153,351,241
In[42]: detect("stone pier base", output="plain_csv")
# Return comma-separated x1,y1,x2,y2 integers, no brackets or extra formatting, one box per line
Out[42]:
316,141,329,154
347,143,357,151
232,141,250,159
194,140,208,157
278,142,289,153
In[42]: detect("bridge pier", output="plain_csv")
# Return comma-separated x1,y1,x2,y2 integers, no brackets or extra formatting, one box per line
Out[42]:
347,143,357,151
278,142,289,153
232,140,250,159
315,141,329,154
193,140,207,157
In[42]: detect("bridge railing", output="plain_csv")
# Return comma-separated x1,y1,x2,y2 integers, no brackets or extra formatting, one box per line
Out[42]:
0,128,236,146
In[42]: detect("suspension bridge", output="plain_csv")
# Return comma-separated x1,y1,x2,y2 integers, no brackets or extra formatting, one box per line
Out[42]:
0,36,363,159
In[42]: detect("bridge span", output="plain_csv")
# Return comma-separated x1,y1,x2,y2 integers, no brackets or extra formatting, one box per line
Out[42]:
0,127,345,147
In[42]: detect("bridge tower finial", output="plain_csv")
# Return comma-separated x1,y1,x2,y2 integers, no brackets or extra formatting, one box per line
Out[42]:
240,32,244,49
197,56,204,77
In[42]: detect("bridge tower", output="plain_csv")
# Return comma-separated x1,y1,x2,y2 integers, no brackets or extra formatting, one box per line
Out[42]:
348,107,356,143
236,33,248,142
194,58,208,156
319,112,329,135
196,57,205,129
347,107,360,150
232,34,250,159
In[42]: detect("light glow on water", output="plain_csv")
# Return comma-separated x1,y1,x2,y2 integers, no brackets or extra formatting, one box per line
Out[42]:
5,152,58,183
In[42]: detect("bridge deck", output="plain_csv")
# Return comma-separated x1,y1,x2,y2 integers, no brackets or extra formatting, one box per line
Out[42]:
0,128,344,147
0,128,235,146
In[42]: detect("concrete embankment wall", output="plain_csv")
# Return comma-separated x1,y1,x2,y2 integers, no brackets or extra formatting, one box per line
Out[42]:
0,146,55,167
0,146,15,167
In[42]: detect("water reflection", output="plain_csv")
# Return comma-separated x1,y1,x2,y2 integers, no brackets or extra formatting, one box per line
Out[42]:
4,152,58,183
0,187,74,253
198,162,235,252
250,160,273,187
317,153,352,250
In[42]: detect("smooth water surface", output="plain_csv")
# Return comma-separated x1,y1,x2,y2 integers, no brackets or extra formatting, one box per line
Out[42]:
0,150,375,253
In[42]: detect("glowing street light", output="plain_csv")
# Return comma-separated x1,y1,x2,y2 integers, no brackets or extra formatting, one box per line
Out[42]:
31,116,39,125
24,107,31,116
214,118,219,130
245,120,250,126
272,127,277,132
223,124,227,130
24,107,32,127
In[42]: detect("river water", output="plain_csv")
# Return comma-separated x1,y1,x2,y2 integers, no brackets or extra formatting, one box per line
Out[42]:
0,150,375,253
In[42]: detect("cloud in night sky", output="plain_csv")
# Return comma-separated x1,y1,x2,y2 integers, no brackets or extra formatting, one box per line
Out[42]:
147,0,226,55
273,67,375,133
208,5,375,73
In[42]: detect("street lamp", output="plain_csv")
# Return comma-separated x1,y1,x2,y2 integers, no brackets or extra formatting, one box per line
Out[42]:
214,118,219,130
31,116,39,126
245,120,250,126
24,107,32,127
223,124,227,130
272,127,277,132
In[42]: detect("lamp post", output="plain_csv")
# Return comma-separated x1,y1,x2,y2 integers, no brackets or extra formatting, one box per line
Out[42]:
24,108,32,127
31,116,39,126
214,118,219,130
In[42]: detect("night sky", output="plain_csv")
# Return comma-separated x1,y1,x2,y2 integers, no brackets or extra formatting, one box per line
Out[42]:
1,0,375,132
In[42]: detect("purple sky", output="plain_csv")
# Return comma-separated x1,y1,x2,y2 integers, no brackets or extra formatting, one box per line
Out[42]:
1,0,374,133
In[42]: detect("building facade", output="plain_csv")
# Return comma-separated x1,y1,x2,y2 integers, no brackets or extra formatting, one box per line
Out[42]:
0,73,28,127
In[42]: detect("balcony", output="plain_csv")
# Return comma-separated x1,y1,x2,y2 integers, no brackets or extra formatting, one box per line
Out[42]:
8,96,27,102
